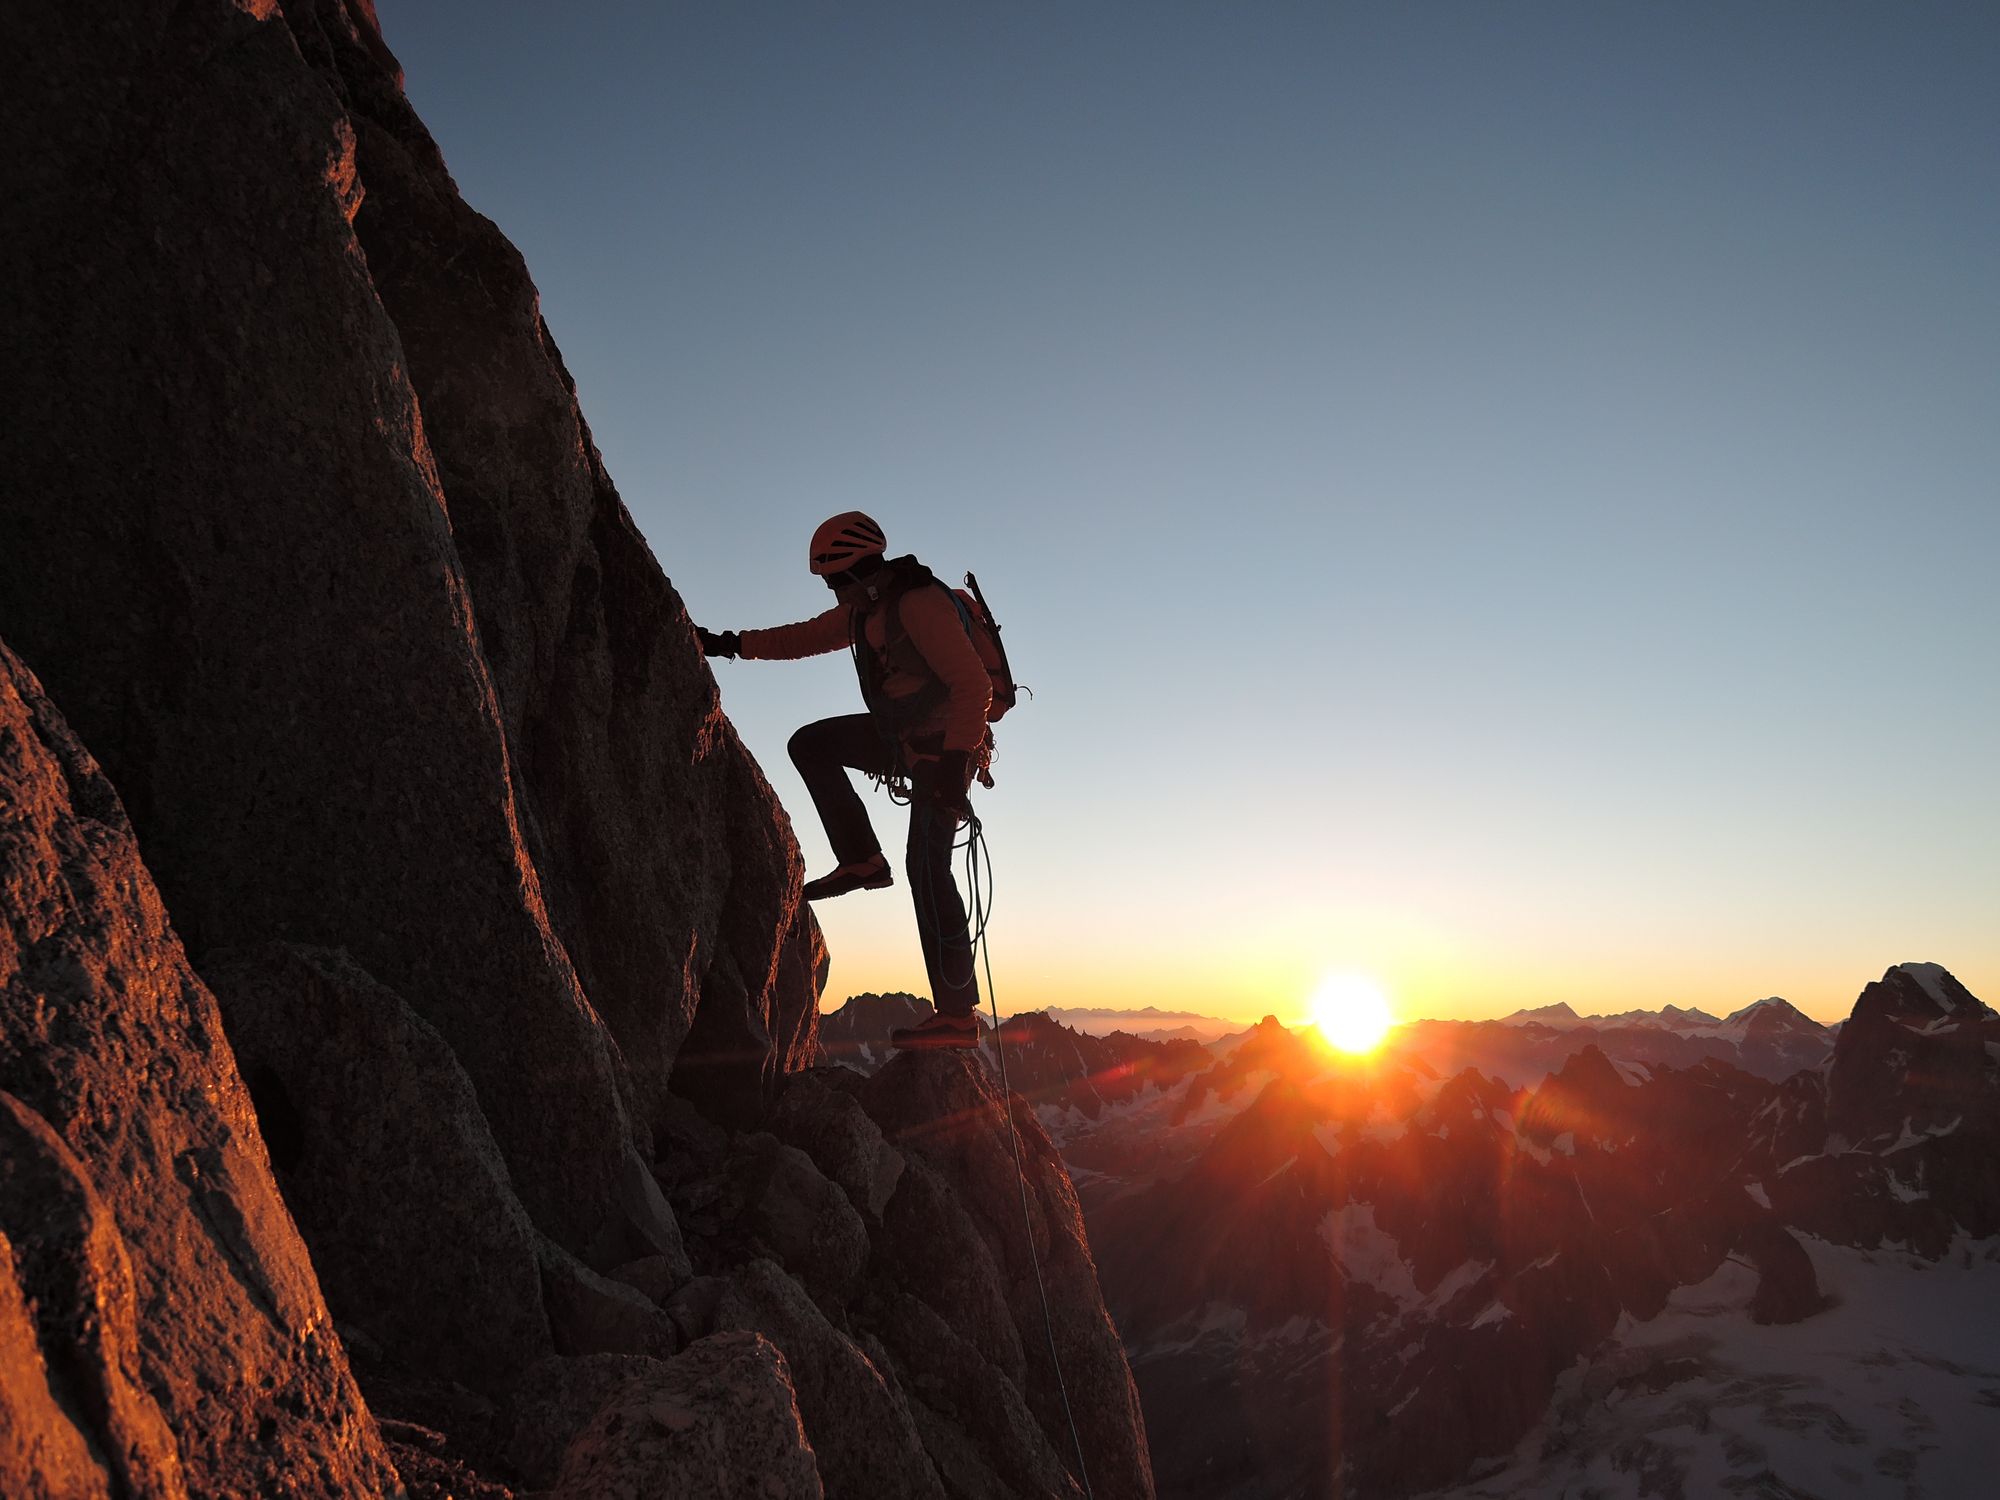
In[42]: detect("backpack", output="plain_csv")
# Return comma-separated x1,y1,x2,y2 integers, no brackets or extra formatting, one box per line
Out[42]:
950,572,1020,723
851,557,1023,728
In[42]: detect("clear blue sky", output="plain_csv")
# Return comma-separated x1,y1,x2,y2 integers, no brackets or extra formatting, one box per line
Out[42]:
383,2,1998,1024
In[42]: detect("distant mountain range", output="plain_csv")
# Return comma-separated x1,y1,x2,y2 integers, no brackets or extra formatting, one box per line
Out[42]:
1396,993,1837,1087
1043,1005,1245,1042
818,964,2000,1498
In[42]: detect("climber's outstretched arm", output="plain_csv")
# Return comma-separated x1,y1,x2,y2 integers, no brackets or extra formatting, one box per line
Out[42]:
698,605,848,662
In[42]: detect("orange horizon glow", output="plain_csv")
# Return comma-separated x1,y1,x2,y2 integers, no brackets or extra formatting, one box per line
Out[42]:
810,903,1993,1032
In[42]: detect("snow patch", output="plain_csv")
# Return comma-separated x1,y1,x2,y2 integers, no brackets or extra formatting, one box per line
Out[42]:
1744,1182,1770,1209
1884,1115,1962,1154
1423,1234,2000,1500
1425,1258,1492,1312
1319,1203,1421,1309
1887,1170,1929,1204
1469,1299,1511,1329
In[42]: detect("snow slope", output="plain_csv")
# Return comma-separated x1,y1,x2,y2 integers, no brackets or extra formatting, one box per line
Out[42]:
1421,1235,2000,1499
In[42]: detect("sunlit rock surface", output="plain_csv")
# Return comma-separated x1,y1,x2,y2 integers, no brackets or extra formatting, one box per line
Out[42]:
0,642,396,1496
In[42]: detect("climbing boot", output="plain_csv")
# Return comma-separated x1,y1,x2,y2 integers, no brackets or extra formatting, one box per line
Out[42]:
802,853,893,902
891,1011,984,1051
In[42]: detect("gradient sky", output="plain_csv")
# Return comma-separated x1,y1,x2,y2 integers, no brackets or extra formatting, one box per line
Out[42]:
382,2,1998,1026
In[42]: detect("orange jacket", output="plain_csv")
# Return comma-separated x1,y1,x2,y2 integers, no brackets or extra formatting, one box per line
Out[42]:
741,579,992,754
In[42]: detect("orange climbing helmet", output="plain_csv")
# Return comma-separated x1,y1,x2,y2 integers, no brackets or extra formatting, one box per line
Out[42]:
808,511,888,575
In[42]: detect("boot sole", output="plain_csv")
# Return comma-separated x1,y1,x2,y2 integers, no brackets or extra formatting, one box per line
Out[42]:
802,875,895,902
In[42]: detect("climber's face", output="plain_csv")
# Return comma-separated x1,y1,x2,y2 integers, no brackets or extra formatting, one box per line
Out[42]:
824,555,886,607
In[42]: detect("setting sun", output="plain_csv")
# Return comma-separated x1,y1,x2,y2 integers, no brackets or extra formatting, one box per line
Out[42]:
1309,973,1396,1054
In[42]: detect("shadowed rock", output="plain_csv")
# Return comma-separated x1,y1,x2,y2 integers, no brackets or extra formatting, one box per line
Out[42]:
702,1259,944,1500
729,1133,872,1318
862,1054,1156,1500
551,1332,824,1500
203,941,555,1389
0,641,395,1495
770,1068,908,1220
281,0,826,1122
0,0,642,1266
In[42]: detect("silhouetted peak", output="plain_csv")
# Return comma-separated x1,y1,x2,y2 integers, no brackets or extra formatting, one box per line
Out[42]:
1548,1043,1629,1096
1847,963,1989,1029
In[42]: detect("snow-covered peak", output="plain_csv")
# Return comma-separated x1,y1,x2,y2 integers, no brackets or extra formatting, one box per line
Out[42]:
1501,1002,1585,1029
1895,962,1960,1011
1720,996,1823,1037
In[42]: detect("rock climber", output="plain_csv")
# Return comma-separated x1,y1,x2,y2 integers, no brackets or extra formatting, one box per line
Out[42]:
696,512,991,1050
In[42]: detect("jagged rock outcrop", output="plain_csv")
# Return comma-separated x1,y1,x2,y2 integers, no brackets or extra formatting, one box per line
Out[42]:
649,1058,1156,1500
861,1055,1156,1500
1763,962,2000,1254
986,1012,1211,1120
819,992,936,1069
0,642,396,1496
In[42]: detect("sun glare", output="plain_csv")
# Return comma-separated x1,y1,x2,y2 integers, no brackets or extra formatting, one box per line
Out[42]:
1309,974,1396,1055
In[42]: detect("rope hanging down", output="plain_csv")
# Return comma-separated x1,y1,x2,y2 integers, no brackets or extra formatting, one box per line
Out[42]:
958,807,1097,1500
903,796,1095,1498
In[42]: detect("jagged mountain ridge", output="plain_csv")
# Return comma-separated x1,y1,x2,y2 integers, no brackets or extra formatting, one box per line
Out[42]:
0,4,1150,1496
831,981,1990,1496
1066,964,1997,1498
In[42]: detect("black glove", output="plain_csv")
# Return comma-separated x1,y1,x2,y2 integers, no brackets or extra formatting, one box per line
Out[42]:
913,750,973,819
695,627,740,659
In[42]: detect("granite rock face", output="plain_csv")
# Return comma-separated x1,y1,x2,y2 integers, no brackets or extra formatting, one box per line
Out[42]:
282,0,825,1120
2,0,638,1268
0,0,820,1284
0,6,1155,1497
0,642,396,1497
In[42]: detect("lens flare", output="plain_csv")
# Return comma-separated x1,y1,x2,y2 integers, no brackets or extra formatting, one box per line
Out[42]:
1309,973,1395,1054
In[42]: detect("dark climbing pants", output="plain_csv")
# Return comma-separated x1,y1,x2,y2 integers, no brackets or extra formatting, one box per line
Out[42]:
787,714,979,1019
